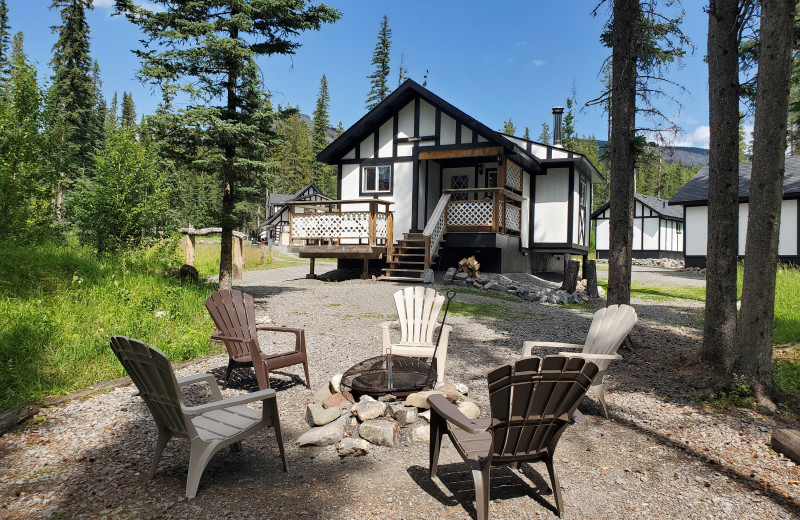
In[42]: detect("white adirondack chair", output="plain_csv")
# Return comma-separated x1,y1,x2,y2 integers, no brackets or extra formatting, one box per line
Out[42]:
522,304,638,418
380,287,453,384
109,336,287,498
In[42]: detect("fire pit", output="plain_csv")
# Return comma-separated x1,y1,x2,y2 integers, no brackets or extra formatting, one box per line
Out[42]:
340,355,435,399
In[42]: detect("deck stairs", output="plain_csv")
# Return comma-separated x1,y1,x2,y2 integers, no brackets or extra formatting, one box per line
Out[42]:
379,233,439,282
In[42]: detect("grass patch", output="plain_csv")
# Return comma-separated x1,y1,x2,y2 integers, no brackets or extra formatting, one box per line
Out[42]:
774,344,800,398
695,377,756,410
182,241,307,279
448,287,519,302
0,238,217,412
596,279,706,302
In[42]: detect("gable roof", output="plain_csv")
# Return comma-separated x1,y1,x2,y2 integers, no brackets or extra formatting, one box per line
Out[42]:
591,193,683,220
261,182,331,228
317,79,512,164
669,156,800,205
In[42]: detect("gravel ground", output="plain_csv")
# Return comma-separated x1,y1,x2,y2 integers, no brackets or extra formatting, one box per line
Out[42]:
1,262,798,520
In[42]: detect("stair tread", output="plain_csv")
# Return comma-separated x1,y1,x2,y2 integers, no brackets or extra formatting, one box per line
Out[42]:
378,276,426,282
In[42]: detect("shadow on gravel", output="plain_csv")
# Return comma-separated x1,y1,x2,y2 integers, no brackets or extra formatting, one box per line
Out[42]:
231,284,304,299
407,463,558,519
206,365,307,393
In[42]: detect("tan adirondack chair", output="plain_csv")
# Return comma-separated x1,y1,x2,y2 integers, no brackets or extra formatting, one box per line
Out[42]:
380,286,452,384
522,303,638,418
205,289,310,390
109,336,287,498
428,356,598,519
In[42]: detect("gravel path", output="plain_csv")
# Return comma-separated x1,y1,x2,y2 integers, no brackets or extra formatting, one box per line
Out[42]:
1,263,798,519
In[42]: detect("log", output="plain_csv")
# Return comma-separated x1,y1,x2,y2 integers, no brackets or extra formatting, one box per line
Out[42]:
233,236,244,280
180,227,247,240
585,260,599,298
185,234,195,266
771,429,800,464
564,259,580,293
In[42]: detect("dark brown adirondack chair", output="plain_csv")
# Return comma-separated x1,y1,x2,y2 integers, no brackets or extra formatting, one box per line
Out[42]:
205,289,311,390
428,356,598,519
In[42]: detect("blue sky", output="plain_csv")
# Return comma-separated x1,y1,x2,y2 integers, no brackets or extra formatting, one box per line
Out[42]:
7,1,718,149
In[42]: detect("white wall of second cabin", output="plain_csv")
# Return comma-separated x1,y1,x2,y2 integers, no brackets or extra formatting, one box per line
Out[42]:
596,219,610,250
521,170,530,248
780,199,798,256
660,219,683,252
633,218,643,250
685,206,708,256
534,167,569,243
642,217,659,250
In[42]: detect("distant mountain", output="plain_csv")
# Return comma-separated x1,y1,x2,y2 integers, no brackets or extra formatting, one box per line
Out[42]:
297,113,338,143
596,140,709,167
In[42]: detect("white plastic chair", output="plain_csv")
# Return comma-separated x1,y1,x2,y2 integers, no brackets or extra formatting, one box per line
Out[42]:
380,286,452,384
522,304,638,418
110,336,287,498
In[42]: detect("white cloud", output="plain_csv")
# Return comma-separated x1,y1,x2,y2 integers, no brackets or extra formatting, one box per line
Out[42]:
92,0,114,7
514,40,529,47
530,59,545,67
676,125,710,149
93,0,165,12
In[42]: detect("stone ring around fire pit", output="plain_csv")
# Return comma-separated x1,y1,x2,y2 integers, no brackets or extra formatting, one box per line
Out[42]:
340,354,436,400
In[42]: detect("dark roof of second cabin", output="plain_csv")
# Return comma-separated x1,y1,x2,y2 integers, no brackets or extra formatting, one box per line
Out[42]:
591,193,683,220
262,182,330,228
267,193,293,206
317,79,511,164
669,155,800,205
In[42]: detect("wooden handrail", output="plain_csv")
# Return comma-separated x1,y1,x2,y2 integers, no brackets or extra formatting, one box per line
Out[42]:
442,187,525,202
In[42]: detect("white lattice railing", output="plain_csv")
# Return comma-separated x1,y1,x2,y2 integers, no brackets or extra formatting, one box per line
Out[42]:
289,200,392,246
505,204,521,231
506,160,523,191
447,201,494,226
423,193,451,267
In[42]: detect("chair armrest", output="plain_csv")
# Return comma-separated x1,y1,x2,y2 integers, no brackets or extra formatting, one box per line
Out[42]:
182,388,277,416
256,325,303,334
428,394,486,434
255,326,305,354
559,352,623,361
379,321,399,329
211,333,252,344
523,341,584,357
177,373,223,401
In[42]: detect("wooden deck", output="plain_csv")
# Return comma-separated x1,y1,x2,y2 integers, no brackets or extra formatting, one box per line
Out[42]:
296,245,387,279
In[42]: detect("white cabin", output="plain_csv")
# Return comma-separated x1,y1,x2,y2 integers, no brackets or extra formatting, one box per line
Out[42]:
668,157,800,268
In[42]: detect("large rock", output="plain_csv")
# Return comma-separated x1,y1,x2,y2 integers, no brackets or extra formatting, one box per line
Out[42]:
313,385,333,403
433,383,462,403
496,274,513,286
455,272,469,281
359,419,399,447
322,391,355,409
452,383,469,396
351,396,387,422
483,281,497,291
337,437,370,457
306,403,342,427
423,269,435,284
458,401,481,420
475,274,491,286
418,410,431,423
296,417,345,447
597,286,606,298
330,373,343,393
412,424,430,443
389,403,418,427
405,390,446,409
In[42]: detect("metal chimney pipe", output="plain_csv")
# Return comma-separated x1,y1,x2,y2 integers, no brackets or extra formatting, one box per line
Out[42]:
552,106,564,147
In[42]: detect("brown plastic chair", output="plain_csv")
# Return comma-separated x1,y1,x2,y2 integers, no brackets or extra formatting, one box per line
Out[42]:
205,289,310,390
109,336,287,498
428,356,598,519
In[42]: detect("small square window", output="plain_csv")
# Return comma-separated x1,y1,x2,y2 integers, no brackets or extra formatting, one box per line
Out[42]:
363,165,392,193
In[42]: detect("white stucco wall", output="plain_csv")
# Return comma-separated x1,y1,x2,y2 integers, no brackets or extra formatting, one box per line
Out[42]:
440,114,456,145
780,199,798,256
521,169,530,248
596,219,610,250
685,205,708,256
419,100,435,135
643,218,659,250
534,168,569,243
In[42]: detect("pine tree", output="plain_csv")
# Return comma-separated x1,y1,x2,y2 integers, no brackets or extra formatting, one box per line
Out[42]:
311,74,336,196
523,126,530,140
562,97,576,150
115,0,340,289
397,52,408,87
738,111,748,162
276,112,313,194
0,0,10,85
89,60,105,153
365,15,391,110
49,0,95,212
538,122,550,145
501,118,516,135
121,91,136,127
105,91,117,130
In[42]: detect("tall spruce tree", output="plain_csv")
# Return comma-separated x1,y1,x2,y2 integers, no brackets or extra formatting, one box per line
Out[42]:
311,74,335,196
121,91,136,127
114,0,340,290
89,60,105,153
49,0,95,213
0,0,10,85
501,118,516,135
562,97,577,150
538,122,551,145
365,15,391,110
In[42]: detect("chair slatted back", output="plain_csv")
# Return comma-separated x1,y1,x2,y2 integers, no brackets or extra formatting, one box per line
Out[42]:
393,287,445,346
583,304,638,356
110,336,191,438
487,356,598,461
205,289,258,359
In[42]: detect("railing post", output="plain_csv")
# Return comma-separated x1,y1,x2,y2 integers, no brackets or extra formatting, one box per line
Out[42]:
492,195,499,232
369,201,376,246
424,235,431,271
386,210,394,263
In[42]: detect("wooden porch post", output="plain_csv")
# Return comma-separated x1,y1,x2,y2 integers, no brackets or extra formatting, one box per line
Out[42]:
185,234,195,266
361,258,370,279
368,201,377,246
386,210,394,263
233,236,244,280
424,236,431,271
492,196,499,232
307,258,316,279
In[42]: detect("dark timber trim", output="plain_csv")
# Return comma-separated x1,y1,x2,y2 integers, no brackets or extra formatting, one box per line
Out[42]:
424,160,429,222
455,121,462,144
414,97,420,138
567,164,574,245
337,164,342,199
435,107,441,146
392,115,398,157
411,143,420,231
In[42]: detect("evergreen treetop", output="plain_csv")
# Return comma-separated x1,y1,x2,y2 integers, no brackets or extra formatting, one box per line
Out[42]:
365,15,391,110
538,122,550,145
0,0,10,84
501,118,516,135
121,91,136,127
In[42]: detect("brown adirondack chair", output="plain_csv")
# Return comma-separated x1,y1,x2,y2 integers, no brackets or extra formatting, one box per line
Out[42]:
109,336,287,498
205,289,311,390
428,356,598,519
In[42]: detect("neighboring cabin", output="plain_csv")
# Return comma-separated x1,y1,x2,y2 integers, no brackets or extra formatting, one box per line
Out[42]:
306,79,603,279
668,156,800,268
592,193,684,261
260,182,330,245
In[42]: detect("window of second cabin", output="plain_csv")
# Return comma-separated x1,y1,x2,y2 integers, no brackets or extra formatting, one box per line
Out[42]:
363,165,392,193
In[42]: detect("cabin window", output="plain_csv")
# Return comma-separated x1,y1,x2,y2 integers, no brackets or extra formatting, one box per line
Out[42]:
362,165,392,193
451,175,469,201
676,222,682,234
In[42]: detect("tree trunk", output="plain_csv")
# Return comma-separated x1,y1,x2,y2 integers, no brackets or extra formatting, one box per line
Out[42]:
734,0,795,392
704,0,742,366
218,20,239,291
564,260,580,293
607,0,639,306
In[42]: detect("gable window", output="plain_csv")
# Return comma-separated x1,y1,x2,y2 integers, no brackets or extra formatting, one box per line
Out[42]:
363,165,392,193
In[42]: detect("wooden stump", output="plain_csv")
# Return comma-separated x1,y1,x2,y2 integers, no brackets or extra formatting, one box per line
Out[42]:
233,237,244,280
185,235,196,266
564,259,580,293
771,429,800,464
270,244,274,263
585,260,599,298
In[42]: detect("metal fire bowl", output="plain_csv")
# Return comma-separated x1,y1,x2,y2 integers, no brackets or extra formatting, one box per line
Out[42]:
340,355,434,399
